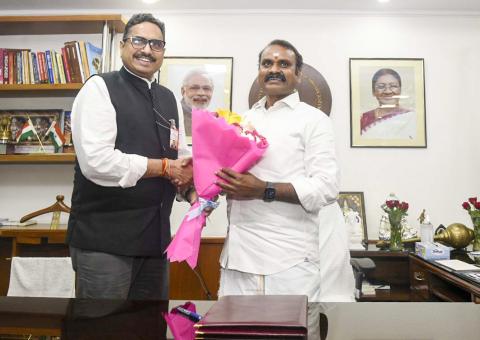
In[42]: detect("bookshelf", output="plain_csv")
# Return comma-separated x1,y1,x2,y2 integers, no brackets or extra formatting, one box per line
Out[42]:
0,14,126,164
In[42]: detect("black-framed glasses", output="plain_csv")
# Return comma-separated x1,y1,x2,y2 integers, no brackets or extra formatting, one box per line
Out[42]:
123,36,166,52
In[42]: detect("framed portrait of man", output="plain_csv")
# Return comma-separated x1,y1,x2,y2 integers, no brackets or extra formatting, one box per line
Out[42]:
338,191,368,247
350,58,426,148
158,57,233,143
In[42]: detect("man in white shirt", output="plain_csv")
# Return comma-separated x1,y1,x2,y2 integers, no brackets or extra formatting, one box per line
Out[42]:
67,13,192,300
216,40,339,303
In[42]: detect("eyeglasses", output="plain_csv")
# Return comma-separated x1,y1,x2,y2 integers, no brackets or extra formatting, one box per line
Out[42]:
374,83,400,91
123,36,166,52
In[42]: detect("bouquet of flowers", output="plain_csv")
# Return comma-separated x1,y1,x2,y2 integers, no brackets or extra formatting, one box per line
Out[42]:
462,197,480,250
166,108,268,268
382,198,409,251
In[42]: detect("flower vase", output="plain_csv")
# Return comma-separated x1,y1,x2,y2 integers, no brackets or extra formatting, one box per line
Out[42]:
389,215,404,251
472,217,480,251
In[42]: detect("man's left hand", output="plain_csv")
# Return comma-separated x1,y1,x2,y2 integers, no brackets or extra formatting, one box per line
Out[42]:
216,168,265,200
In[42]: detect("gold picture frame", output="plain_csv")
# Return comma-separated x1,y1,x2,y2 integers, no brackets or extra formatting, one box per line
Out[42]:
350,58,426,148
338,191,368,245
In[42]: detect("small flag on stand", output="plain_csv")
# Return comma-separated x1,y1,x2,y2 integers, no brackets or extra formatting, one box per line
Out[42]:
45,120,66,151
16,118,36,142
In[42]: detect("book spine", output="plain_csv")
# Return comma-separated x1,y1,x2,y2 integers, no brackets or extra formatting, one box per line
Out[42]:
28,52,34,84
32,52,40,84
51,50,59,84
45,50,54,84
74,42,85,83
61,47,71,83
8,51,14,84
3,51,8,84
39,52,47,83
0,49,4,84
22,50,28,84
16,51,22,84
79,41,90,79
56,52,66,84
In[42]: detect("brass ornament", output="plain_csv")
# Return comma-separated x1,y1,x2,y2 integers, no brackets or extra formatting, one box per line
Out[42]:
376,223,474,250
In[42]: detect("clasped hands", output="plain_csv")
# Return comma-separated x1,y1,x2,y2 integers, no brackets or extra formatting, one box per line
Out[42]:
169,157,193,191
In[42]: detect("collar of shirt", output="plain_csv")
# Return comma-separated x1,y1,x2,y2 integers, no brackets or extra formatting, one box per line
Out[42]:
253,91,300,112
122,66,156,89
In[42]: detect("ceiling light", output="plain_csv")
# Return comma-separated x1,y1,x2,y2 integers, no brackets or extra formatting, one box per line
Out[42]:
142,0,160,4
378,0,390,3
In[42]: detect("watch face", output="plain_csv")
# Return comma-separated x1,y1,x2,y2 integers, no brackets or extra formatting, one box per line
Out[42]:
264,187,276,201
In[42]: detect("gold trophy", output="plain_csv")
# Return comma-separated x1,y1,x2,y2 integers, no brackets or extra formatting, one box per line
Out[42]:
0,115,12,155
377,223,474,250
0,115,12,142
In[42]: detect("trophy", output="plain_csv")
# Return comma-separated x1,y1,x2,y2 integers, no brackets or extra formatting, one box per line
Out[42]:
0,115,12,142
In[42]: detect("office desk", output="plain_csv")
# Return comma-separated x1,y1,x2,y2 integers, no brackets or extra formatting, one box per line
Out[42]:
351,245,480,303
0,297,479,340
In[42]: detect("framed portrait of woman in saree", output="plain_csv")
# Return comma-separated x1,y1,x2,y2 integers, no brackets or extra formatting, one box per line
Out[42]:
349,58,426,148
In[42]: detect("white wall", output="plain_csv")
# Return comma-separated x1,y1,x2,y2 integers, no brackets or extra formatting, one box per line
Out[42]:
1,11,479,240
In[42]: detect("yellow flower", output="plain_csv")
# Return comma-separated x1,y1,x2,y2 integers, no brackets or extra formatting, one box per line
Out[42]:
216,109,243,125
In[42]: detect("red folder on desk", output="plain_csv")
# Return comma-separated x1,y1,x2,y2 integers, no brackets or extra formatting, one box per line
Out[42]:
194,295,307,339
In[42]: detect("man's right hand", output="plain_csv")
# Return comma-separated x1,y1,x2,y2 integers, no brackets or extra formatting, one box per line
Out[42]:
168,158,193,189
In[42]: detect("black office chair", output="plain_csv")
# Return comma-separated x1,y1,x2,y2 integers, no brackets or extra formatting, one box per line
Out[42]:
350,258,376,300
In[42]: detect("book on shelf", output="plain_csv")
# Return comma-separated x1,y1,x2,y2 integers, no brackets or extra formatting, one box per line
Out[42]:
64,41,83,83
85,42,103,76
61,47,72,83
79,41,90,79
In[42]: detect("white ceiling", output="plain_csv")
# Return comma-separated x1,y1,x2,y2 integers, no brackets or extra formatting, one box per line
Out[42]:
2,0,480,13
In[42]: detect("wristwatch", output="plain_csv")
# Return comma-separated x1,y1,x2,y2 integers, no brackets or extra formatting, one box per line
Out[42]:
263,182,276,202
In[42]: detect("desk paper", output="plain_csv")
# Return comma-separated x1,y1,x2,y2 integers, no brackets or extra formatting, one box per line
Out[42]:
435,259,480,271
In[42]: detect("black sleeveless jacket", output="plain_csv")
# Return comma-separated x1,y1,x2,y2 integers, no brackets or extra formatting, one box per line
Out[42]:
67,67,178,256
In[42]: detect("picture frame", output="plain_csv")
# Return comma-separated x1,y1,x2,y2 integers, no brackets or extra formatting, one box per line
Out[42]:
349,58,426,148
338,191,368,246
158,57,233,143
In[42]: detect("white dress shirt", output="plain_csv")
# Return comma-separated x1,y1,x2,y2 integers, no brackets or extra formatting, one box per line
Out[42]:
220,92,340,275
72,67,189,188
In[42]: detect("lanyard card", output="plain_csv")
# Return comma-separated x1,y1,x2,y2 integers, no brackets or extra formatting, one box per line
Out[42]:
169,119,179,150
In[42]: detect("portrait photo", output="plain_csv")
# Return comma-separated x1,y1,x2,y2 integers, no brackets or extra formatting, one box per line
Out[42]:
350,58,426,148
337,191,368,248
158,57,233,142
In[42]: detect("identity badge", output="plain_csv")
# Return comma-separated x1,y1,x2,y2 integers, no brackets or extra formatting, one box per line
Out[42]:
169,119,179,150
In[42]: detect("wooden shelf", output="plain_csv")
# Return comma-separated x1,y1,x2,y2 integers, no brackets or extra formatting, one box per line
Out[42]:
0,83,84,97
0,153,75,164
0,15,126,35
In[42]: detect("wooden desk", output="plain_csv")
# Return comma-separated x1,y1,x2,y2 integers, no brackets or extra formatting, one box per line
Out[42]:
0,225,224,300
410,254,480,303
350,246,411,301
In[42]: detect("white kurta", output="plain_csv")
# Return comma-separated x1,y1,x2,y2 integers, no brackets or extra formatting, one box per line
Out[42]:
220,92,340,275
318,202,355,302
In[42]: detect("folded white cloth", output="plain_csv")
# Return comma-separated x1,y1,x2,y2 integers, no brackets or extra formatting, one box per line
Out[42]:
7,257,75,298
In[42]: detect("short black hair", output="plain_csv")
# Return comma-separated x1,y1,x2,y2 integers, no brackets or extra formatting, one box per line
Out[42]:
123,13,165,41
258,39,303,75
372,68,402,91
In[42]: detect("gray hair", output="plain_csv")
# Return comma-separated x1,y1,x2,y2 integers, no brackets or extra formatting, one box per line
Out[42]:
182,69,214,88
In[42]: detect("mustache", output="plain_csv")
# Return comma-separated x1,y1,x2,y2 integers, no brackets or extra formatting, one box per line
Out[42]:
265,72,286,82
134,52,156,62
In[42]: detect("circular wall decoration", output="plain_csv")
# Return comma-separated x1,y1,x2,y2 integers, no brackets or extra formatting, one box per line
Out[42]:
248,63,332,115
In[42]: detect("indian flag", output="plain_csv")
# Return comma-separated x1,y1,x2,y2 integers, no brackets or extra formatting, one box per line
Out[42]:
45,120,66,150
16,118,36,142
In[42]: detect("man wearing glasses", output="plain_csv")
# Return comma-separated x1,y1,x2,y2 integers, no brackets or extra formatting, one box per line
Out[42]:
360,68,416,139
67,13,192,299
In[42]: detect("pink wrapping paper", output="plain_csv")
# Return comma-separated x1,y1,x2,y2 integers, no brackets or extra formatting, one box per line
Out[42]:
166,109,268,268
